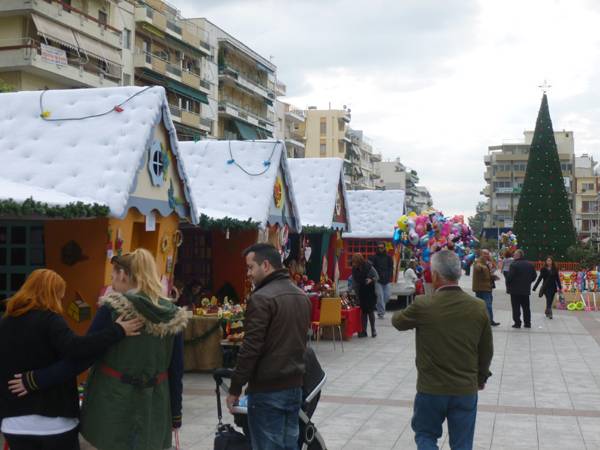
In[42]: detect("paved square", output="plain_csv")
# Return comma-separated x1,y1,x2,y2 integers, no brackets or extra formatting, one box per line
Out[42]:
178,275,600,449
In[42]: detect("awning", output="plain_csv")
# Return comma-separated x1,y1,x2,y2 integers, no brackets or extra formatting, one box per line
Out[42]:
32,14,78,50
140,68,165,84
74,31,121,65
233,119,260,140
166,80,209,105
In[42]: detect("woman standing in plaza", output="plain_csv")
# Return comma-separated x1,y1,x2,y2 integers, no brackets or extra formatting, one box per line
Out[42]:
351,253,379,338
533,256,562,319
472,249,501,326
501,250,514,293
0,269,142,450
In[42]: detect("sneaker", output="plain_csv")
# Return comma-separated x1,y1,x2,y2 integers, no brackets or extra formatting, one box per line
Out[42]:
491,321,501,327
512,324,521,329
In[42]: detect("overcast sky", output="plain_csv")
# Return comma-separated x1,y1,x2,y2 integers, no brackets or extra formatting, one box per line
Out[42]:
174,0,600,217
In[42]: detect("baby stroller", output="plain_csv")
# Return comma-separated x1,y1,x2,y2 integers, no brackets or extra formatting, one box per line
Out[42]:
213,347,328,449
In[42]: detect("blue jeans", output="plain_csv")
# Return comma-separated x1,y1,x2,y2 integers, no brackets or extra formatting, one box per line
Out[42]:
412,392,478,450
375,282,391,316
247,387,302,450
475,291,494,322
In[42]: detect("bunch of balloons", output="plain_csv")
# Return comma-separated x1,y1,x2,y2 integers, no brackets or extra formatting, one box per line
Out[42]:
500,231,518,254
392,211,478,262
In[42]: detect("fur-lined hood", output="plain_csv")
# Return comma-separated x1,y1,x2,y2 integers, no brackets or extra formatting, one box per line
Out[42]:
100,292,188,337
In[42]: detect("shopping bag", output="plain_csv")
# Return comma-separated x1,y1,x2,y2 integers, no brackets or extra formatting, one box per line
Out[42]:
214,423,250,450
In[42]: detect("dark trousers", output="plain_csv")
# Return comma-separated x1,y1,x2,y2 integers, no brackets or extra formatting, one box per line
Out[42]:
4,427,80,450
361,310,375,335
544,290,556,310
412,392,478,450
511,294,531,326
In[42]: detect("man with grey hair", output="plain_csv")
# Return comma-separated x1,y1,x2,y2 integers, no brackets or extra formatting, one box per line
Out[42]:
392,250,493,450
506,249,537,329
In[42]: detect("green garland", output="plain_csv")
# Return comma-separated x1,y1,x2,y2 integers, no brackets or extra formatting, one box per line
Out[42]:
302,226,335,234
197,214,259,231
0,198,110,219
184,319,223,345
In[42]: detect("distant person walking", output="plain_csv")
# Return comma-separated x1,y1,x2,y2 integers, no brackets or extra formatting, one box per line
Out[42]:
369,243,394,319
392,250,493,450
533,256,562,320
501,250,514,293
506,249,537,328
227,244,311,450
472,249,500,326
351,253,378,338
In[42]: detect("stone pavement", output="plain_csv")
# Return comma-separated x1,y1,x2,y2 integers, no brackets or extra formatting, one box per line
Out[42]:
178,274,600,450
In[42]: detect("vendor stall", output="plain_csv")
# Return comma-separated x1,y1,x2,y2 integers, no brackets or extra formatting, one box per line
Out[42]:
0,86,197,334
341,190,405,280
287,158,350,287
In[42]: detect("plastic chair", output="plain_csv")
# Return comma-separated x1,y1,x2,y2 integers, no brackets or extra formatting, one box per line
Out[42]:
312,298,344,352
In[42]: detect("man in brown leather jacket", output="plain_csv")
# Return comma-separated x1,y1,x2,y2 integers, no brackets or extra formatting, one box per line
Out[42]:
227,243,311,450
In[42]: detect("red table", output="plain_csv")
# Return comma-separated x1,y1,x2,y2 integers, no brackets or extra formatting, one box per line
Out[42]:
309,295,363,340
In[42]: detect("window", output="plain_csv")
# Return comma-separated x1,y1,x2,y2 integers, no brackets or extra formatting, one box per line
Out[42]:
513,162,527,172
122,73,131,86
582,201,599,213
561,162,572,172
345,239,381,268
123,28,131,50
98,10,108,26
320,143,326,156
338,119,345,132
319,118,326,136
582,183,595,192
0,223,45,304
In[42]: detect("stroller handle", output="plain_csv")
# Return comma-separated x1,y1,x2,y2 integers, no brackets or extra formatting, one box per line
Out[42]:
213,368,234,385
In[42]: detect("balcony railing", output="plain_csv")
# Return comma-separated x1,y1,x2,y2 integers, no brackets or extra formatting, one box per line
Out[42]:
219,98,274,125
219,63,271,98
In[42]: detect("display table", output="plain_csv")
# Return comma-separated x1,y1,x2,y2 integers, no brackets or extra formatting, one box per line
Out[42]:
183,316,223,371
309,295,363,340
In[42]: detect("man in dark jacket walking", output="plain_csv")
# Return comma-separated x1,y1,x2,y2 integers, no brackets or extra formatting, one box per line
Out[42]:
227,243,311,450
369,242,394,319
506,249,537,329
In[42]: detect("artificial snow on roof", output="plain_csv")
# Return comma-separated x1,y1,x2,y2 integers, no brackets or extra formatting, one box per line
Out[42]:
0,178,101,206
344,190,405,239
177,140,300,229
287,158,350,230
0,85,195,220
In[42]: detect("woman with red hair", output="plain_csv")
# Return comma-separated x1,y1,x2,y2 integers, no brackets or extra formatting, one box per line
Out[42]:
0,269,142,450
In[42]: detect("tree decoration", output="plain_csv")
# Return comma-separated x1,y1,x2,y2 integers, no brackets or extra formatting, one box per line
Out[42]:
0,198,109,218
513,94,576,260
197,214,260,231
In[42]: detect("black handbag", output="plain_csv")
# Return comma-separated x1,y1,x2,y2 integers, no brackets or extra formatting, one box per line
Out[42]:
214,424,250,450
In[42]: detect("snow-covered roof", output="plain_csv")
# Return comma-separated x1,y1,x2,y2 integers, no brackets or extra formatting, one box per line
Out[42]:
287,158,350,230
0,85,196,220
177,140,301,230
344,190,405,239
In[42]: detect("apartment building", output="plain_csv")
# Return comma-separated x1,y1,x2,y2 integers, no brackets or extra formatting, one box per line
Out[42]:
0,0,133,90
133,1,216,140
188,20,276,140
376,158,422,211
573,155,599,237
347,129,381,190
274,100,306,158
482,130,576,231
414,186,433,212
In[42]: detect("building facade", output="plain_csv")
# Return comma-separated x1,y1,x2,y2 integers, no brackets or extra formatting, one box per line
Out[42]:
347,129,381,190
573,155,599,237
0,0,134,90
376,158,421,211
482,130,576,231
133,1,216,140
414,186,433,212
274,100,306,158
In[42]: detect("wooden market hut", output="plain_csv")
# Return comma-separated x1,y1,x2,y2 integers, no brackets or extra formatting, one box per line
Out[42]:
340,190,405,280
175,139,302,302
287,158,350,286
0,86,197,334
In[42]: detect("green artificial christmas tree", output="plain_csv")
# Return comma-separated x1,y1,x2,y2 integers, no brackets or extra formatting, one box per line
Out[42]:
514,93,576,261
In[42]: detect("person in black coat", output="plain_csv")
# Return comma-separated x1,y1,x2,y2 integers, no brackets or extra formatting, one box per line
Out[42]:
0,269,142,450
533,256,562,319
351,253,379,338
506,250,537,328
369,243,394,319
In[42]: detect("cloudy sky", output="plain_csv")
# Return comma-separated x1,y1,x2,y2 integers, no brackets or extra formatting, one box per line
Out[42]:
174,0,600,217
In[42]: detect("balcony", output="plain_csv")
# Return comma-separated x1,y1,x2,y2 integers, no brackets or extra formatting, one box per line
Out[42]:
0,38,120,88
494,171,511,178
285,109,305,123
1,0,122,49
135,5,167,33
481,186,491,196
218,64,272,100
135,49,210,93
218,100,274,133
168,103,212,132
370,152,382,163
484,155,492,165
285,138,305,149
